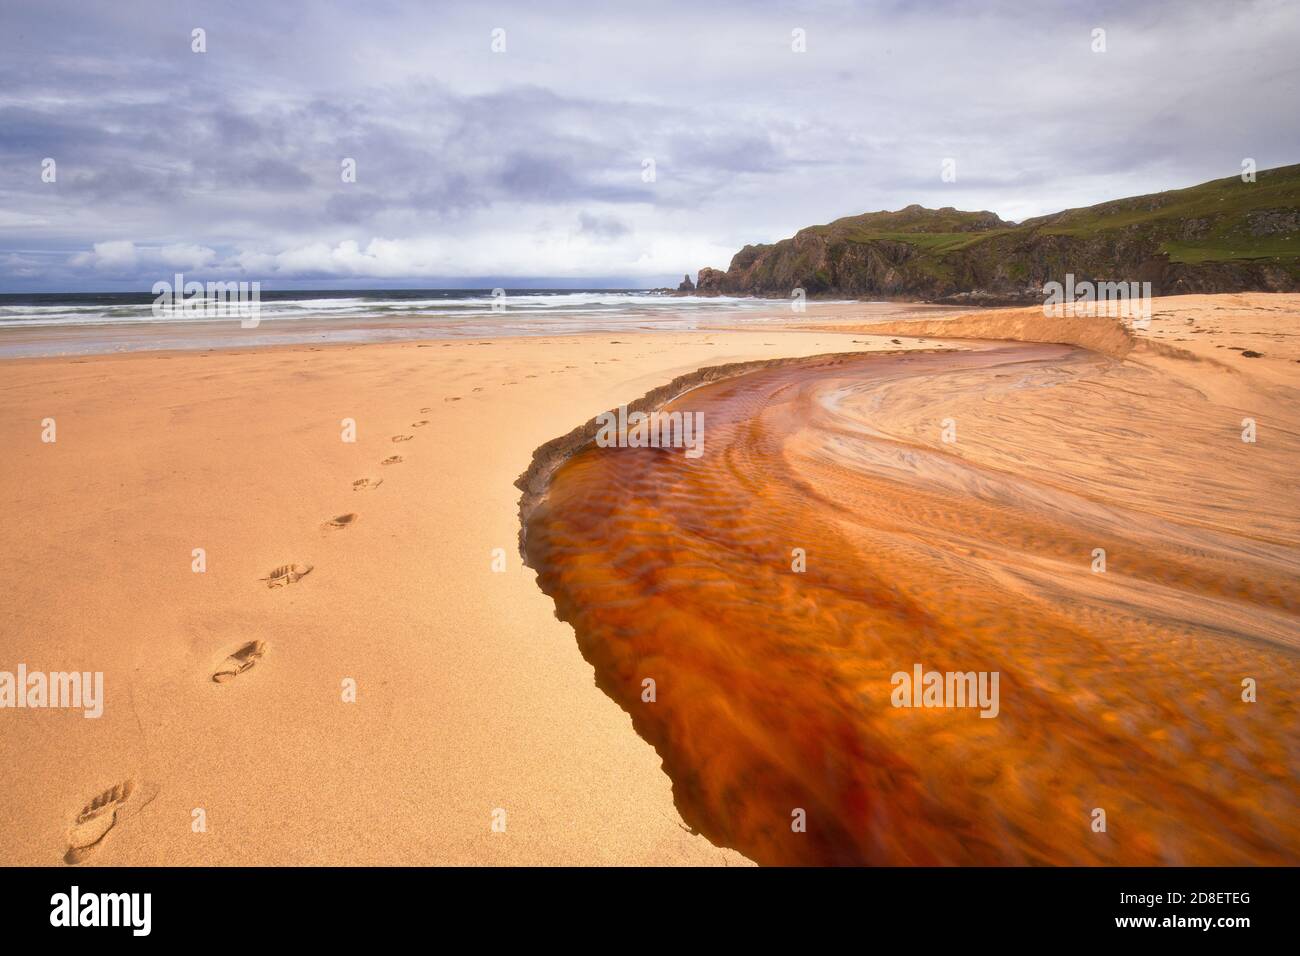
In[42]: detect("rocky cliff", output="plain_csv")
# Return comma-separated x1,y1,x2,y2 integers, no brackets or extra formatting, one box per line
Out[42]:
695,165,1300,301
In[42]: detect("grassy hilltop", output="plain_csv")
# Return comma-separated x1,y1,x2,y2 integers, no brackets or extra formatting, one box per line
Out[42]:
696,165,1300,301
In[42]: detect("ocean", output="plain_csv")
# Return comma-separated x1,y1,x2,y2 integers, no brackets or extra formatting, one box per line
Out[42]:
0,289,806,358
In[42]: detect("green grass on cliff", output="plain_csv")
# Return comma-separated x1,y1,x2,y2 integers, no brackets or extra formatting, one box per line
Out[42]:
808,205,1008,238
815,165,1300,265
1026,164,1300,263
1161,236,1299,263
857,230,1016,252
720,165,1300,290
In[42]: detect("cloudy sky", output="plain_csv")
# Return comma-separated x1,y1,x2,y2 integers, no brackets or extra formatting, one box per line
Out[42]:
1,0,1297,291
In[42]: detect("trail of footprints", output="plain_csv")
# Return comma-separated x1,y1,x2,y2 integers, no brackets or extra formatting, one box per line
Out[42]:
65,399,437,863
257,395,438,591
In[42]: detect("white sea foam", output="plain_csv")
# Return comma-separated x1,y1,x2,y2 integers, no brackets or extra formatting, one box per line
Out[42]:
0,291,800,328
0,290,861,358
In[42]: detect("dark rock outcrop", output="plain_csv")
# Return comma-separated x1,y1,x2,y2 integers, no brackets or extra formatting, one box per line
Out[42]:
695,267,728,293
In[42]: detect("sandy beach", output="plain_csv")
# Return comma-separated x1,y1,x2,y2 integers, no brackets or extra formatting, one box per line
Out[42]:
0,302,949,866
1,295,1296,866
5,2,1299,939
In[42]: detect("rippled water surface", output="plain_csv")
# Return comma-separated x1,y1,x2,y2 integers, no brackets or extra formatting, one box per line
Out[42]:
525,345,1300,865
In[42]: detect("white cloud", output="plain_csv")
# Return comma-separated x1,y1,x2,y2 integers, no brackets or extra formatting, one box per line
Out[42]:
159,243,217,269
68,240,138,271
57,226,739,282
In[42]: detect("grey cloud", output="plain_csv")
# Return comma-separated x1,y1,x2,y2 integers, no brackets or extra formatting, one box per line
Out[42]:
0,0,1296,289
577,212,631,239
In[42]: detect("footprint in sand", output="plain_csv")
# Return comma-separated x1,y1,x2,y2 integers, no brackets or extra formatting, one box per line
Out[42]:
412,420,429,427
445,396,462,401
381,455,402,466
212,640,267,683
353,477,382,490
65,781,140,864
472,387,484,391
419,407,432,413
324,513,357,530
262,563,313,588
392,434,413,443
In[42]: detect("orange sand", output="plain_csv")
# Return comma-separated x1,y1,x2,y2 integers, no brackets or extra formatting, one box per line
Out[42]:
2,295,1296,866
0,307,929,866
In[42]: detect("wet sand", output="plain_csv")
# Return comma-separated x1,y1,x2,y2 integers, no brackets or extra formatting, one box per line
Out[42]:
524,302,1300,865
